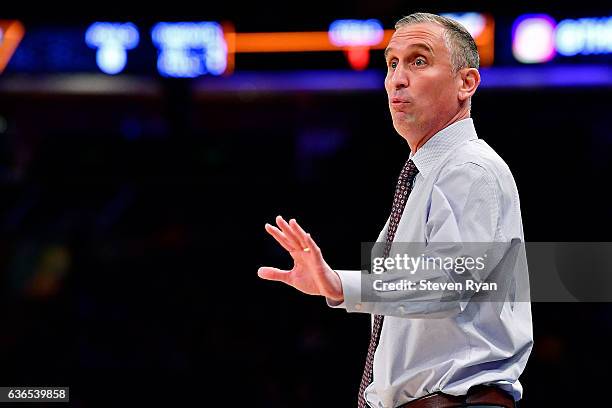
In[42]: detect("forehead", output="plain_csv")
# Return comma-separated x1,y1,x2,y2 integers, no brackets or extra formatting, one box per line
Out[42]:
386,22,446,54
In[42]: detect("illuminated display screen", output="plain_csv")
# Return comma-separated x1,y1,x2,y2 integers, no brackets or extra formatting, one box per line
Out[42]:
0,17,494,76
512,14,612,63
0,14,609,79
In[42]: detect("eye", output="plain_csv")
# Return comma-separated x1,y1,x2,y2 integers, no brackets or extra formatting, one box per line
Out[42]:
414,57,427,67
390,60,398,69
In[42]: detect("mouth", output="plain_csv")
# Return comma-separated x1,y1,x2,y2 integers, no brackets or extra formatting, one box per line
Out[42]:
391,97,410,104
390,98,411,111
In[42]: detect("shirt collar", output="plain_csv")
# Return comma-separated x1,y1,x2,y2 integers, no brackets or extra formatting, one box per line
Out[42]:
408,118,478,178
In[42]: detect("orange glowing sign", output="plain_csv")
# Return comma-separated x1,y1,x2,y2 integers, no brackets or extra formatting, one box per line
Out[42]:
222,27,394,73
0,20,25,74
223,14,494,74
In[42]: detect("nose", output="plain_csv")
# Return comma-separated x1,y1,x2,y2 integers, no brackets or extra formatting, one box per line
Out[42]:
388,64,409,90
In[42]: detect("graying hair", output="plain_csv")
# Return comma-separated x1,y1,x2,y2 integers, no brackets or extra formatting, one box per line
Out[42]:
395,12,480,72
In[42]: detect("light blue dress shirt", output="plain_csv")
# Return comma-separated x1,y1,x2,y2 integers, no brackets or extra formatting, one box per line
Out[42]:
327,118,533,408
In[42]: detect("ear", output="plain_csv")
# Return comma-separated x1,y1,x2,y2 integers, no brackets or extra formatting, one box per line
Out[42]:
457,68,480,102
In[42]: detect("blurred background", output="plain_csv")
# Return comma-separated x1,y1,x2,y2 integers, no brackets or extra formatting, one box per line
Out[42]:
0,1,611,406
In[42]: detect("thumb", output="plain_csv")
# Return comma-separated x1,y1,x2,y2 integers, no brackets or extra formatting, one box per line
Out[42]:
258,267,291,283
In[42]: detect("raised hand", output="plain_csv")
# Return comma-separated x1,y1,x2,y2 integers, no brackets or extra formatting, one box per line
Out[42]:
258,215,344,302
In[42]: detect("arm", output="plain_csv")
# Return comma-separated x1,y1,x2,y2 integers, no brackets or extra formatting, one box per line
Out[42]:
259,163,505,317
326,163,506,317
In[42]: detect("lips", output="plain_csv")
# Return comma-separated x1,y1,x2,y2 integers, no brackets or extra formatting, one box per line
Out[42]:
390,97,411,111
391,97,410,104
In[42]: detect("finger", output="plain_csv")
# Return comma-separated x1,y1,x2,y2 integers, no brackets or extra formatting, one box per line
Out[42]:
258,266,291,284
305,232,321,254
265,223,297,252
289,218,310,250
276,215,303,249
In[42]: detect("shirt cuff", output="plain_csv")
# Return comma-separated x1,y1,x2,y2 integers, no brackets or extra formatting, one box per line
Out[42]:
325,270,464,317
325,270,365,312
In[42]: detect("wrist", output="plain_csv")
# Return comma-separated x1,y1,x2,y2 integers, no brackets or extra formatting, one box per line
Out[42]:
328,269,344,302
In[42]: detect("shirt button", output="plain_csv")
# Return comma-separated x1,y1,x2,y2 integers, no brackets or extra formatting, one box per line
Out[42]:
355,303,362,310
398,305,406,314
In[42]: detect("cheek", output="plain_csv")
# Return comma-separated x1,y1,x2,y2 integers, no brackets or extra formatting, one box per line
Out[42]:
384,76,392,92
427,75,455,99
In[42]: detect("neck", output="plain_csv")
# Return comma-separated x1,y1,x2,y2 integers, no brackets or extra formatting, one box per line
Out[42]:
407,109,470,154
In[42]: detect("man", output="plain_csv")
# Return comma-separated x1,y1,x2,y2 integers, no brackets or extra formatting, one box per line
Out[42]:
258,12,533,408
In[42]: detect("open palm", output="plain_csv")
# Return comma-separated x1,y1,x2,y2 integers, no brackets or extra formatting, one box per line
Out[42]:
258,215,343,302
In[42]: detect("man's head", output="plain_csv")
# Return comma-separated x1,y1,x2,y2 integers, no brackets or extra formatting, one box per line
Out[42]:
384,13,481,150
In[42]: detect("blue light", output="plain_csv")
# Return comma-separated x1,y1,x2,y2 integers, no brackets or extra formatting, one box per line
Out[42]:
151,22,227,78
191,66,612,93
95,47,126,75
328,19,384,47
480,65,612,88
556,16,612,56
85,22,139,75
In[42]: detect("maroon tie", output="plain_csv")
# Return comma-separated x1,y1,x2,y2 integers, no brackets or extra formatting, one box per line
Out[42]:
357,158,419,408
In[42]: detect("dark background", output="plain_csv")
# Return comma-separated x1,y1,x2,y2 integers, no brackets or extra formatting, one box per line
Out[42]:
1,1,611,406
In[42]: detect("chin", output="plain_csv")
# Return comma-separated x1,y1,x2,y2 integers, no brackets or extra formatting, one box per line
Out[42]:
392,115,416,129
392,123,410,139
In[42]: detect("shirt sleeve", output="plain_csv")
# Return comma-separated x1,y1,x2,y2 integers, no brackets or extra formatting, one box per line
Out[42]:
325,162,506,317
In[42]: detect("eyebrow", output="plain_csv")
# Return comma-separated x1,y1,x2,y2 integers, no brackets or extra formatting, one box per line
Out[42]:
384,43,434,60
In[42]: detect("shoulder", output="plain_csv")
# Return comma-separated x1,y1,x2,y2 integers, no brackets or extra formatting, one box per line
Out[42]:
427,141,507,242
436,139,517,193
